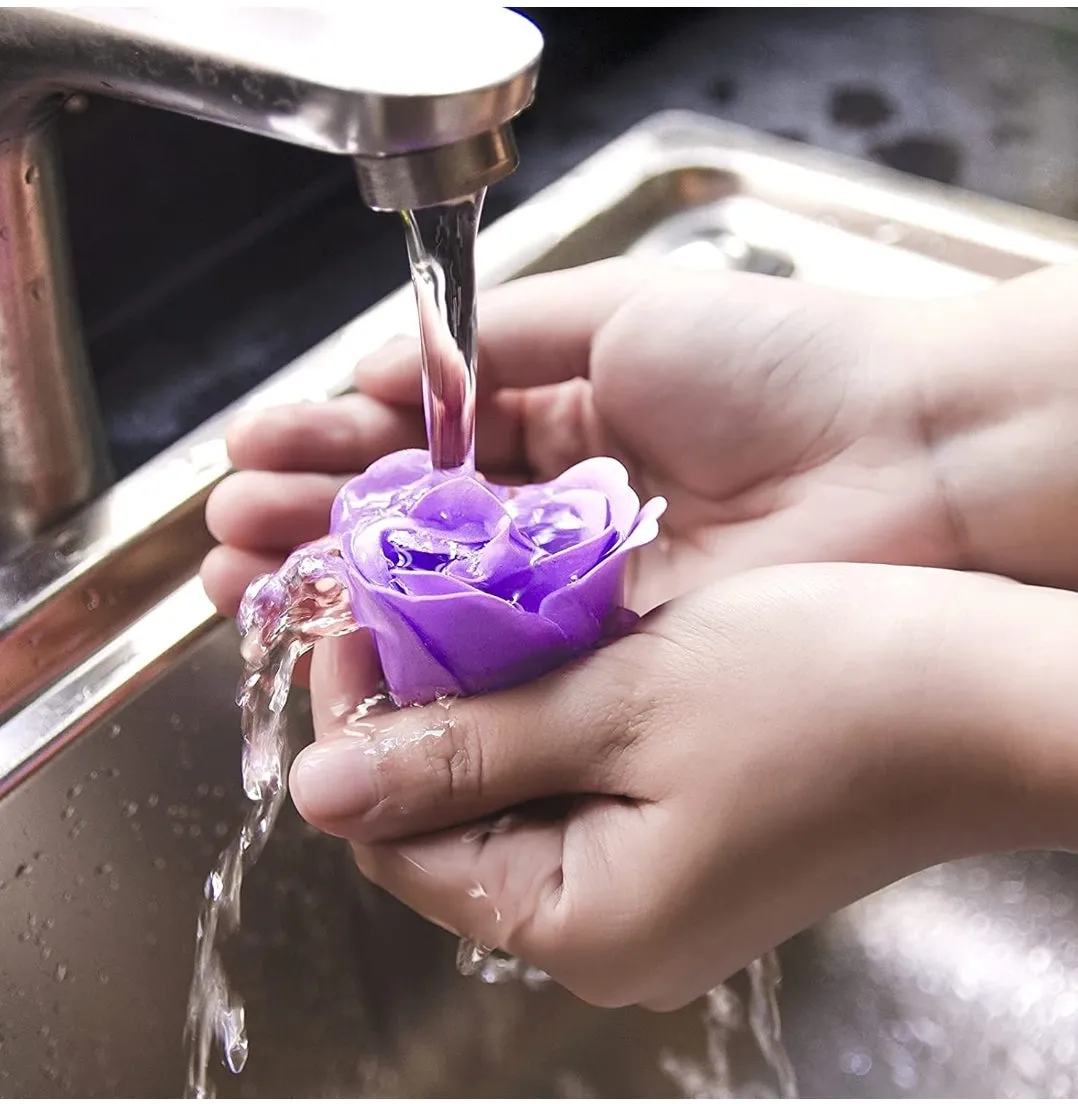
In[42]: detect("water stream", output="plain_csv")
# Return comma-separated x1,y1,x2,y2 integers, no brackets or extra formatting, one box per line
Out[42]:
183,544,360,1098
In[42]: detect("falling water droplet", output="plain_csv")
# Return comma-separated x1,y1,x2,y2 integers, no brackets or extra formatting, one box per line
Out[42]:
220,1004,249,1074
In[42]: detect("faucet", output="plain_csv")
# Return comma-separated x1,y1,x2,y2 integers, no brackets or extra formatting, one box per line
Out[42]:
0,6,543,558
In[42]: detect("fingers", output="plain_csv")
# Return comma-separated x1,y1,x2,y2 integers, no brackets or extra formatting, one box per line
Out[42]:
205,471,344,552
289,634,653,845
355,260,651,403
308,632,384,737
349,817,565,957
348,795,673,1008
199,545,285,617
226,393,427,473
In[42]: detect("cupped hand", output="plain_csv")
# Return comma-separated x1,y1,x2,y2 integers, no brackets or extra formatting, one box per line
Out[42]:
201,259,961,620
288,562,1042,1011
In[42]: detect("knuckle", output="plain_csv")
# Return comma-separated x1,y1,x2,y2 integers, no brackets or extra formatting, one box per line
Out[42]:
578,638,670,780
526,884,652,1010
419,712,486,804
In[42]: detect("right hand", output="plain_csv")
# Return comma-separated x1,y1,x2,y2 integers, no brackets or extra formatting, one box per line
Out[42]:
202,259,959,618
201,259,1078,623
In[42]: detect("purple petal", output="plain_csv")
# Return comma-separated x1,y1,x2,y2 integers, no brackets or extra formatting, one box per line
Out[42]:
538,496,666,643
550,457,641,537
512,524,617,611
443,518,537,598
409,476,509,540
509,487,610,554
390,570,474,598
350,574,573,701
348,584,463,705
331,449,432,533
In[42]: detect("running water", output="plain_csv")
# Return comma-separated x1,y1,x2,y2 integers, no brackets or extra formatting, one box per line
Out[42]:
747,951,798,1098
661,951,797,1099
183,543,364,1098
402,190,484,473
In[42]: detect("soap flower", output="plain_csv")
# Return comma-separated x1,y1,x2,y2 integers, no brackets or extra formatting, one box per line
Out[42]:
240,449,666,707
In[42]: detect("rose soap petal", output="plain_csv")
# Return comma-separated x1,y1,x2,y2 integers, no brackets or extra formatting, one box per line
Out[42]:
539,495,666,642
349,570,573,702
331,449,433,532
549,457,641,536
348,581,463,704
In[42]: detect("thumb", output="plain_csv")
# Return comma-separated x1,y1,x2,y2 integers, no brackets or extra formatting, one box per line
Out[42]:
289,634,651,845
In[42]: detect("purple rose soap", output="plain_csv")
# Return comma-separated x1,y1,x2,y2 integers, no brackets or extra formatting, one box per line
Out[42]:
239,448,666,708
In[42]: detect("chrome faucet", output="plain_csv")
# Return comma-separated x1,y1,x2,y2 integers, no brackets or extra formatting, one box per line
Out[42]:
0,6,542,557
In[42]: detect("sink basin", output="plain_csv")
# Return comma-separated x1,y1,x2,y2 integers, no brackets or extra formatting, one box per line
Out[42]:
4,111,1078,1098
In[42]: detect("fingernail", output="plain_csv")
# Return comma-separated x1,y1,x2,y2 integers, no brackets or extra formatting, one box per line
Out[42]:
291,738,379,825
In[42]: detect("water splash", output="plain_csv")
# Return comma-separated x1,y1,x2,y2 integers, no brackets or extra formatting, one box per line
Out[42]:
748,951,798,1098
661,952,797,1099
662,983,743,1098
183,542,359,1099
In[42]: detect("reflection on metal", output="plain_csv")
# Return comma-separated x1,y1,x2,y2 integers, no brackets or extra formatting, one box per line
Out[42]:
3,111,1078,1096
0,6,542,554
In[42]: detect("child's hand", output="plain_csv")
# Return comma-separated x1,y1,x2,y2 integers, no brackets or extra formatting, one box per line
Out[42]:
202,260,1078,631
201,260,957,620
289,562,1078,1010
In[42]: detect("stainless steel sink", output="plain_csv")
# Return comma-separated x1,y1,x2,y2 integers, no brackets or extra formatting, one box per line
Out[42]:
4,111,1078,1098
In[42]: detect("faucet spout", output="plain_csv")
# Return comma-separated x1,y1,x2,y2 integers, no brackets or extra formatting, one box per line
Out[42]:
0,6,542,555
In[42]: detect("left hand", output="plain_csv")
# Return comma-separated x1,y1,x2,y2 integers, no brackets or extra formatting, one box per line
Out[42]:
288,562,1062,1011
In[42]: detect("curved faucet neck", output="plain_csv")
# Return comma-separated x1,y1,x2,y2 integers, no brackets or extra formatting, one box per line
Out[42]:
0,7,542,557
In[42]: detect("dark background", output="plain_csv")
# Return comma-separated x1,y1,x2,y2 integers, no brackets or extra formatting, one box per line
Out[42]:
53,7,1078,477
